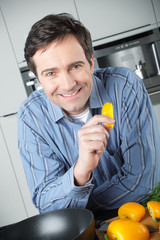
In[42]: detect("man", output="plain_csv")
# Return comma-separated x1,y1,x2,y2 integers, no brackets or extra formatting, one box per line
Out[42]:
18,13,160,214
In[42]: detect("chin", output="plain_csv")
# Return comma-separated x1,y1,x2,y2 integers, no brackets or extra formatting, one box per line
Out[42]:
64,105,85,115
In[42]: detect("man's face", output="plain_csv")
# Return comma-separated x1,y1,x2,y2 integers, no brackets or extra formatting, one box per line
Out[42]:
33,35,94,115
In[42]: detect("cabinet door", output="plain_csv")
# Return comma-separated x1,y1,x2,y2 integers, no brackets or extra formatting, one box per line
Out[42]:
75,0,157,43
0,0,78,64
0,115,38,218
152,0,160,25
0,123,27,227
0,9,27,116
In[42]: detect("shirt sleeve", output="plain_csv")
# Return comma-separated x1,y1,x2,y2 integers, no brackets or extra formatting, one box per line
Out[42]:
88,70,160,210
18,117,94,213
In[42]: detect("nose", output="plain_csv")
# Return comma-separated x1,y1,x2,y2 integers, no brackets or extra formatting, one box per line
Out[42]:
60,71,76,91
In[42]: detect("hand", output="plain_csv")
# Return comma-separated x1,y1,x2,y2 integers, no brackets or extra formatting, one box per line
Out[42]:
74,115,115,185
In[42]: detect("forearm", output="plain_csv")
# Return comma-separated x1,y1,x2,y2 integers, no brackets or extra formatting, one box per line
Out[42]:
89,171,151,210
31,165,94,213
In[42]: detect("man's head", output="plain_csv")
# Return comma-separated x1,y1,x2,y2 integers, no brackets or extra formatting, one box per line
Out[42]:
25,13,94,116
24,13,93,76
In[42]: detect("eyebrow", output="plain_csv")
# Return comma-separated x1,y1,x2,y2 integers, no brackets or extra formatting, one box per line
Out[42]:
68,60,85,69
40,60,85,76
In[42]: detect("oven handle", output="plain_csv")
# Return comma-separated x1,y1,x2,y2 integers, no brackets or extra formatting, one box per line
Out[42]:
151,43,160,75
148,90,160,96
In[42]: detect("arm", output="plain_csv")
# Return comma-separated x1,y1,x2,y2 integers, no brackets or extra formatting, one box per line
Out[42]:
88,71,160,210
18,114,114,213
18,118,93,213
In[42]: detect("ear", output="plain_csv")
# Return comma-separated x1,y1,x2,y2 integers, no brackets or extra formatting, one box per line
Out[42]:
90,56,94,73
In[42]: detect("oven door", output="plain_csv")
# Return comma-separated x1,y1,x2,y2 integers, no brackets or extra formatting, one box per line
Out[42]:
149,90,160,132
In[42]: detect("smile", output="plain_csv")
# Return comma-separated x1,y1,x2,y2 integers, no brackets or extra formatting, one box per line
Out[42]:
61,89,80,97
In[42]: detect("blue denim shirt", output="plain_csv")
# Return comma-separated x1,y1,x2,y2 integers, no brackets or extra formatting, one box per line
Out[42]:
18,67,160,213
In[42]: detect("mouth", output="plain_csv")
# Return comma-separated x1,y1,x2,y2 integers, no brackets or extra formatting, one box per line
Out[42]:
60,88,82,98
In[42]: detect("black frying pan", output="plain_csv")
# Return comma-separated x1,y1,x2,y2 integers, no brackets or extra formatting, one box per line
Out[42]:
0,208,96,240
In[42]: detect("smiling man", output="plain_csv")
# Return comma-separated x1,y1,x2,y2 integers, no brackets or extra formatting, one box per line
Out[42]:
18,13,160,214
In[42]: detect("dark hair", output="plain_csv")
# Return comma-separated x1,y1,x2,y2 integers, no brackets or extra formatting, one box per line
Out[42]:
24,13,93,75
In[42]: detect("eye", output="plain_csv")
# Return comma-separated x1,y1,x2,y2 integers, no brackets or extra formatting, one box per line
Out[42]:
71,64,81,71
45,71,57,78
47,72,54,76
74,64,80,69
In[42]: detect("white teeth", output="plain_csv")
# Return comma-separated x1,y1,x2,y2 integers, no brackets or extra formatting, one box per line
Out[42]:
62,90,78,97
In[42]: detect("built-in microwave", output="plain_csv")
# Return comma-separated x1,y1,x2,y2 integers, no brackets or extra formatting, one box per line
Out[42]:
93,28,160,94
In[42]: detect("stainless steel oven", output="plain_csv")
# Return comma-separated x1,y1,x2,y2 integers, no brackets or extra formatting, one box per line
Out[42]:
93,28,160,94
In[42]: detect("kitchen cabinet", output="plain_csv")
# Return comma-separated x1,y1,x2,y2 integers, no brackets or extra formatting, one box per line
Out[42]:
0,115,38,227
152,0,160,26
75,0,157,46
0,115,38,222
0,8,27,116
0,9,38,227
0,0,78,64
0,119,27,227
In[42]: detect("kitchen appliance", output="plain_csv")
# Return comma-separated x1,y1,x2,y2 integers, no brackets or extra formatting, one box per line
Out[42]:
0,208,96,240
93,28,160,94
20,65,41,97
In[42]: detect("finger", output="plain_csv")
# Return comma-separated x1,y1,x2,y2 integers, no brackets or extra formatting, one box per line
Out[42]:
79,124,109,137
80,132,108,143
85,140,106,153
79,130,108,153
103,124,112,133
82,115,115,128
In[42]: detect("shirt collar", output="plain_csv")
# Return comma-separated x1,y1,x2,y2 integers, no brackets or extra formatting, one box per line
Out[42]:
89,74,111,109
47,98,64,123
47,73,112,123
